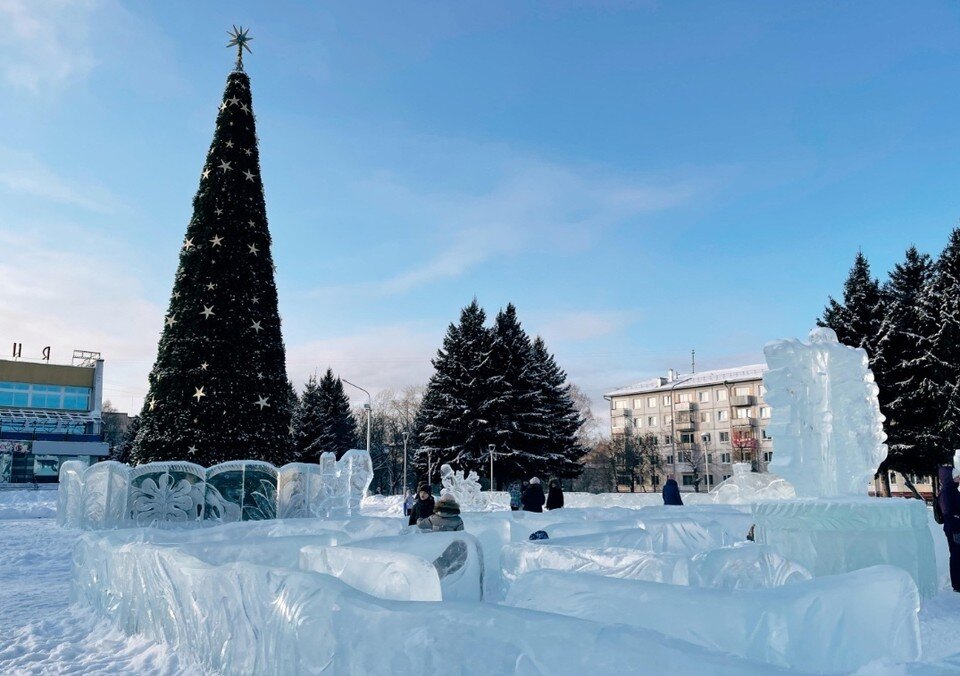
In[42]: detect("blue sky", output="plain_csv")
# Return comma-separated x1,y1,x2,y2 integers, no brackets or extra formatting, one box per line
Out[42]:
2,1,960,423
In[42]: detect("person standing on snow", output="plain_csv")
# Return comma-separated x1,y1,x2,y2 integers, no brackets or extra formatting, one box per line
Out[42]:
662,474,684,506
938,465,960,592
521,477,546,512
546,478,564,510
417,493,465,532
408,484,435,526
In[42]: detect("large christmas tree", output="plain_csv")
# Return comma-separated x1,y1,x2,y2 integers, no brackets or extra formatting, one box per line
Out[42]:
132,28,293,466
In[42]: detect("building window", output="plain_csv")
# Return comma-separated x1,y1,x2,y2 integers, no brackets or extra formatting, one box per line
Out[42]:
698,391,710,403
764,451,773,462
663,395,672,406
716,389,727,401
0,382,91,411
736,408,750,419
762,428,772,440
720,452,731,463
666,455,674,465
680,432,694,444
647,396,656,408
634,418,642,429
647,416,657,427
722,474,732,481
614,400,627,409
701,433,711,444
682,475,696,486
633,399,644,409
677,392,691,403
719,431,730,443
760,406,771,419
700,411,710,423
706,453,713,463
717,410,729,422
663,435,672,445
760,384,767,396
664,415,672,425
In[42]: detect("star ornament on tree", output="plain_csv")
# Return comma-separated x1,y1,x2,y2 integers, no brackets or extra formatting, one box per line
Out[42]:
227,25,253,71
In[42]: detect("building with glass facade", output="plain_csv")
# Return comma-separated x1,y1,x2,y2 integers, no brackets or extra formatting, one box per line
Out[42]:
0,351,108,483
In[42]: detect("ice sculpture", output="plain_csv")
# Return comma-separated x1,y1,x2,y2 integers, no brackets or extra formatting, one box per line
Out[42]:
73,529,780,675
545,528,655,551
57,452,375,529
764,327,887,497
547,516,728,555
690,543,811,589
439,463,485,511
56,460,85,527
709,463,796,504
80,461,129,529
501,543,689,585
505,566,921,673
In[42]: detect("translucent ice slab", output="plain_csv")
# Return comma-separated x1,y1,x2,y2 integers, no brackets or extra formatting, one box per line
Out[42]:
690,543,812,589
547,515,728,554
505,566,920,673
501,542,689,586
752,497,938,598
300,544,443,601
709,463,796,504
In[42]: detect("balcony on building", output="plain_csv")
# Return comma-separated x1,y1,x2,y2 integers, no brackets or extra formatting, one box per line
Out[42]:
731,395,756,407
732,417,757,428
675,419,695,432
673,401,695,412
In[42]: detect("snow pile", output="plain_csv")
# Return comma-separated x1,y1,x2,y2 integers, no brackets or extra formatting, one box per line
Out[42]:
0,487,58,519
710,462,796,504
564,491,714,508
57,450,373,529
504,566,921,673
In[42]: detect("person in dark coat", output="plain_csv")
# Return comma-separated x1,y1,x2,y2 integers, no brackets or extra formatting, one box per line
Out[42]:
546,478,564,510
662,474,683,506
938,465,960,592
408,484,435,526
417,493,464,532
521,477,546,512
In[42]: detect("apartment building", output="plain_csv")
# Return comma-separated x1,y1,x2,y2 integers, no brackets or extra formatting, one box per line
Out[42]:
604,365,772,492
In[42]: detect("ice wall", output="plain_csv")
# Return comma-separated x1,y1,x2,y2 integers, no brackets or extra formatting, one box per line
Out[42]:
501,542,689,585
505,567,921,673
763,327,887,497
73,530,782,675
57,451,373,529
710,463,796,504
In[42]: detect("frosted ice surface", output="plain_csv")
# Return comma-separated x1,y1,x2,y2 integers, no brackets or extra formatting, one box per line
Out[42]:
56,460,85,528
80,461,129,529
277,463,322,518
763,327,887,498
710,463,796,504
301,544,443,601
130,461,206,526
690,543,811,589
545,528,654,551
343,448,373,513
501,542,689,585
505,566,920,673
753,497,938,598
0,451,10,483
547,516,728,554
341,531,485,601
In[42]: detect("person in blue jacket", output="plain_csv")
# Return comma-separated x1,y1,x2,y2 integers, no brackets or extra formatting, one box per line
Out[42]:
662,474,683,506
938,465,960,592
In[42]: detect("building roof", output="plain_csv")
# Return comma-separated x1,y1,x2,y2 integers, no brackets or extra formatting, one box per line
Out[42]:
605,364,767,398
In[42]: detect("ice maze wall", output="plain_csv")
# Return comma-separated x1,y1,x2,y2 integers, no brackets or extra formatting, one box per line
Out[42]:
57,449,373,529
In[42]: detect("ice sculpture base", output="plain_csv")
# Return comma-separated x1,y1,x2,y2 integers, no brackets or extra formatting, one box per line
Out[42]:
752,497,937,597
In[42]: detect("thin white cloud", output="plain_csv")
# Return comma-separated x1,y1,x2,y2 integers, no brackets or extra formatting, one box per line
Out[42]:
0,0,100,93
312,155,715,299
0,147,124,213
535,310,639,344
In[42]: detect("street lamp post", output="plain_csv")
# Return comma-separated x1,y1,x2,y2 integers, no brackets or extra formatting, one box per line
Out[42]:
341,378,371,454
702,435,711,494
488,444,496,490
402,431,410,497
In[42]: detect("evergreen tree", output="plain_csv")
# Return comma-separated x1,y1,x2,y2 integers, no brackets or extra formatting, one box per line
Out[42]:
111,416,141,465
295,369,358,460
922,228,960,466
819,251,884,354
132,46,293,466
486,304,544,483
413,300,495,476
873,247,936,478
529,336,587,478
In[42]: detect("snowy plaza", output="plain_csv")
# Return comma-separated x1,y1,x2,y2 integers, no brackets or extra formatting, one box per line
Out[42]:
6,4,960,675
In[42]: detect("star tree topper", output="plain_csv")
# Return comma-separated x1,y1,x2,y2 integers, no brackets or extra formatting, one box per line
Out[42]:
227,25,253,71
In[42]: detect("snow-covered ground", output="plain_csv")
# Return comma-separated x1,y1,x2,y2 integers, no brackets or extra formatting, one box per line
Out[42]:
3,488,960,674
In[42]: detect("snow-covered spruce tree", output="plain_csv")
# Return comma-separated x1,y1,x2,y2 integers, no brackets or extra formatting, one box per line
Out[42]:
873,247,936,481
294,369,358,461
413,300,496,479
923,228,960,466
132,39,293,466
486,304,545,484
819,251,884,354
530,336,587,479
